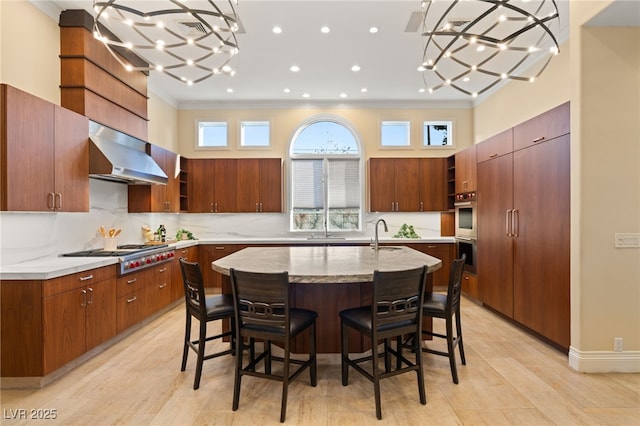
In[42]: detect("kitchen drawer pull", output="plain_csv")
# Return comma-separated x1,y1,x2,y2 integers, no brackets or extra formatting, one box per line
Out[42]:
532,136,545,143
126,296,137,303
159,268,167,273
159,283,167,289
427,245,437,249
127,278,137,284
215,246,226,250
79,274,94,281
489,153,498,158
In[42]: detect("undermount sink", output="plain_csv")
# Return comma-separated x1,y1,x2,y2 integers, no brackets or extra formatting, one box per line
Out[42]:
306,236,346,241
373,246,402,251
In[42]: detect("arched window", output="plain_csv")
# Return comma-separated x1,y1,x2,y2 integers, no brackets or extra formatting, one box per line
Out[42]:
289,116,362,232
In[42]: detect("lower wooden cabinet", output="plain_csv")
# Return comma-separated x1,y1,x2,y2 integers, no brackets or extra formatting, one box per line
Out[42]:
1,266,117,377
172,245,198,301
461,271,479,300
403,243,453,287
116,262,174,333
200,244,244,291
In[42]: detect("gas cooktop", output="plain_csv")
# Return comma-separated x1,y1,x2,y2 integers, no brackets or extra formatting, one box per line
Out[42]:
61,244,168,257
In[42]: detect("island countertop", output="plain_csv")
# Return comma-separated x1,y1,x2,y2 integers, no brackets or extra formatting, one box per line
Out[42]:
211,245,442,283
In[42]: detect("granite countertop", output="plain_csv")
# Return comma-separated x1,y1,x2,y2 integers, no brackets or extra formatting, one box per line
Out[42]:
211,245,443,283
0,237,454,280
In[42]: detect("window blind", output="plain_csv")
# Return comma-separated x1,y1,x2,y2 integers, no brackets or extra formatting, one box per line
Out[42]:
291,160,323,208
328,160,360,208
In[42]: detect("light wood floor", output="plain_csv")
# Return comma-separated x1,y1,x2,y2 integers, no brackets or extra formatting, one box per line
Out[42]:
2,297,639,425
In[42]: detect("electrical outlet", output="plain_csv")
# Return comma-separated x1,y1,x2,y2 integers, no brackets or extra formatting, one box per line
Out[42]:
614,337,623,352
615,233,640,248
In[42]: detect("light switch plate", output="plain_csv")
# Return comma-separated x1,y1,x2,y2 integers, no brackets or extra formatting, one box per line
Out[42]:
615,233,640,248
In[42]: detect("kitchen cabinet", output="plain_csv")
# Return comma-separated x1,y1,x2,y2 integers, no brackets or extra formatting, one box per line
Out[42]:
476,128,513,163
128,145,180,213
1,84,89,212
188,159,237,213
1,265,116,378
370,158,420,212
236,158,282,212
461,271,479,300
172,245,199,301
477,103,570,349
454,145,477,194
199,244,244,291
402,242,453,288
369,158,446,212
116,262,174,333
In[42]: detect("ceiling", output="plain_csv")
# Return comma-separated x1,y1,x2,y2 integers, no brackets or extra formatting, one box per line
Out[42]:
32,0,639,109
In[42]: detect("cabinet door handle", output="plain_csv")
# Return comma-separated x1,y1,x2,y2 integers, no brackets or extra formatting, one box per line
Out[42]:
55,193,62,210
506,209,512,236
214,202,218,213
489,153,498,158
215,246,225,250
210,202,214,213
259,202,263,212
395,202,399,212
159,283,167,289
420,201,424,212
79,274,94,281
532,136,545,143
87,287,93,305
127,278,137,284
47,193,55,210
81,289,87,307
127,296,137,303
391,202,394,211
512,209,519,237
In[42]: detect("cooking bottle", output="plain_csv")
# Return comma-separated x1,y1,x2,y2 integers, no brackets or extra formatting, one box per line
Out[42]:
159,225,166,242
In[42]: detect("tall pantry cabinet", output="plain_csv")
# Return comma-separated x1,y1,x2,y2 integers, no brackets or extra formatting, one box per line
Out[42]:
477,102,570,350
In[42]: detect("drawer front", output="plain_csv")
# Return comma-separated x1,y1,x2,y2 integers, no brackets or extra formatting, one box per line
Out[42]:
44,265,116,297
116,270,149,297
116,288,147,333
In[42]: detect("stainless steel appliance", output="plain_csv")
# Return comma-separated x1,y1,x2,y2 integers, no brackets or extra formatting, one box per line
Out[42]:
454,192,477,239
455,237,477,274
61,244,175,275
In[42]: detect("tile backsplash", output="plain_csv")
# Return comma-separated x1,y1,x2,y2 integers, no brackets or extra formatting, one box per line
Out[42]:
0,179,442,265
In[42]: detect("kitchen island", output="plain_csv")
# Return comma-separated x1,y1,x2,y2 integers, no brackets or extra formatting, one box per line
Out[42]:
212,245,442,353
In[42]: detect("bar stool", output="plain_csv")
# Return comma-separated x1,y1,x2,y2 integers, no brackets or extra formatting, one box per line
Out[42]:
339,266,428,420
179,258,235,390
229,268,318,423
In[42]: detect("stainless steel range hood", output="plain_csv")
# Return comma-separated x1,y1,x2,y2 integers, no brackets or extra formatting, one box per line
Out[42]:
88,121,168,185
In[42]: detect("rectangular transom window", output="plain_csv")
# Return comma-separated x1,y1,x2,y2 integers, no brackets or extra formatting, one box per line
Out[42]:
240,121,270,147
381,121,410,147
197,121,228,148
423,121,453,147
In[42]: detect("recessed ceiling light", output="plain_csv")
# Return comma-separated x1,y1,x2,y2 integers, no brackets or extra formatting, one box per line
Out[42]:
290,65,300,72
351,65,360,72
369,26,378,34
302,93,310,98
419,88,425,93
339,93,348,98
320,26,330,34
272,26,282,34
284,88,291,93
227,88,233,93
361,88,368,93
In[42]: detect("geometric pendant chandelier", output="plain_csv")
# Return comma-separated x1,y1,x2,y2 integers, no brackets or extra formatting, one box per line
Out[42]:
420,0,561,97
92,0,240,85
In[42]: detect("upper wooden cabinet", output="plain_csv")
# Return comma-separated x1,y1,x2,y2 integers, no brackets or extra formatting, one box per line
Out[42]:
1,84,89,212
454,145,477,194
236,158,282,213
369,158,446,212
476,128,514,163
128,145,180,213
513,101,570,151
188,158,238,213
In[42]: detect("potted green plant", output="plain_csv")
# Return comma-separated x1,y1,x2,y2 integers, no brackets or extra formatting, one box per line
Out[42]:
176,229,197,240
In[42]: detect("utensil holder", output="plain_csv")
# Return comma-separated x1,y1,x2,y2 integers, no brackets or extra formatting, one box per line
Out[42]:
104,238,117,251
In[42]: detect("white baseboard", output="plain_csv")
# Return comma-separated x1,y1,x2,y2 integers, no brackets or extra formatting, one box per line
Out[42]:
569,346,640,373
